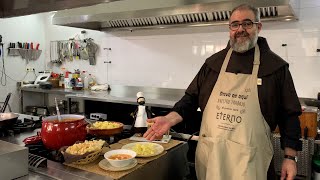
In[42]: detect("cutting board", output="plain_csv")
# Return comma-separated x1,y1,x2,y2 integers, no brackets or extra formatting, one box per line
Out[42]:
274,111,318,138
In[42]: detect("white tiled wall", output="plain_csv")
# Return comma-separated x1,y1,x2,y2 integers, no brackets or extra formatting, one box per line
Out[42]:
1,0,320,112
0,14,46,112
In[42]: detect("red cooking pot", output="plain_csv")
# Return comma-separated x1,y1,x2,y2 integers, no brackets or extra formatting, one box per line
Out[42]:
41,114,87,150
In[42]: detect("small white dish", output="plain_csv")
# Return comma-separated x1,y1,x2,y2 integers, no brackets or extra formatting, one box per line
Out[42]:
104,149,136,167
99,158,138,171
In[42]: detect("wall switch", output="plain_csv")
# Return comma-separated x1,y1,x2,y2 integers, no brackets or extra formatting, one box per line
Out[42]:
26,67,35,72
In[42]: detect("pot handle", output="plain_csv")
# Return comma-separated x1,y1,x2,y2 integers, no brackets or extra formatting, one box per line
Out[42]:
76,119,88,128
23,131,42,145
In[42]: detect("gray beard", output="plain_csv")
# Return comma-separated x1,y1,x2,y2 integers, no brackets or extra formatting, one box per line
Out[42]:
231,35,258,53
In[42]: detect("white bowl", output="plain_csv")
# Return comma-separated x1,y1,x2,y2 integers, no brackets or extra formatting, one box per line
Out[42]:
104,149,137,168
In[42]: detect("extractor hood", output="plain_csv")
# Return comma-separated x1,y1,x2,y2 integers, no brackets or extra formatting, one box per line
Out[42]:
56,0,299,31
0,0,121,18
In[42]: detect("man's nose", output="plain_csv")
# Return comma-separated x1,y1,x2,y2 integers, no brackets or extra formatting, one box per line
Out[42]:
237,24,245,31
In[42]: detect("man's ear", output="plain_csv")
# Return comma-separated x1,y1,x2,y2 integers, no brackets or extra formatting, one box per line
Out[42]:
257,22,262,32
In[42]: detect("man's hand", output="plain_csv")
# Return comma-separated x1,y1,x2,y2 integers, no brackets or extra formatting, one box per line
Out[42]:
143,112,183,141
281,147,297,180
143,116,172,140
280,158,297,180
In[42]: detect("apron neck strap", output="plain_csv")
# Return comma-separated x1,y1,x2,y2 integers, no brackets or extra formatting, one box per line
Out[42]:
220,44,260,77
252,44,260,77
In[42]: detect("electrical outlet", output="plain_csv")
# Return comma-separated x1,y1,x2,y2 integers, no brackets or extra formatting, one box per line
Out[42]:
26,67,35,72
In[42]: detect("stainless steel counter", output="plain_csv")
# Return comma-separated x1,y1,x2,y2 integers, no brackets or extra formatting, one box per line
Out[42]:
17,85,190,179
20,85,186,111
0,129,189,180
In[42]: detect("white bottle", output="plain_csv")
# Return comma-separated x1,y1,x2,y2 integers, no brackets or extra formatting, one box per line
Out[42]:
63,78,68,89
64,72,72,89
81,71,89,89
83,74,89,90
88,74,96,89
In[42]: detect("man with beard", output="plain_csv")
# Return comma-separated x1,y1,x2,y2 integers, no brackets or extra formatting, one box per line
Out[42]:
144,4,301,180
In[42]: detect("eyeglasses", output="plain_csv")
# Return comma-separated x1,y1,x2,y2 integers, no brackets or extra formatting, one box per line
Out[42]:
229,20,259,31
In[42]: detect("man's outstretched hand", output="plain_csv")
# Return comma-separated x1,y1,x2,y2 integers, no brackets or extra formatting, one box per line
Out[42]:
143,116,172,141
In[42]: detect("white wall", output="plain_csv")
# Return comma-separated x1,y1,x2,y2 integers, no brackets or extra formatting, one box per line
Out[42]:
0,14,46,112
1,0,320,112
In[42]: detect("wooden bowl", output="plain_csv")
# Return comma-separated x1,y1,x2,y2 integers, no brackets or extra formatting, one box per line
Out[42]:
87,121,124,136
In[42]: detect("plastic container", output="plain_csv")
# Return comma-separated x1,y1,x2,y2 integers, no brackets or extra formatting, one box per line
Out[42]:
64,72,72,89
59,74,64,88
83,73,89,90
88,74,96,89
49,78,59,88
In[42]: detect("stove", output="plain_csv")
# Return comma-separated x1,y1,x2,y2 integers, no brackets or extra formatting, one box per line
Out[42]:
0,114,134,166
24,128,134,163
0,114,42,137
0,121,192,179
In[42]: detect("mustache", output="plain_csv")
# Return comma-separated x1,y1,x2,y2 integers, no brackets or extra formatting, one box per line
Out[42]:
235,32,249,38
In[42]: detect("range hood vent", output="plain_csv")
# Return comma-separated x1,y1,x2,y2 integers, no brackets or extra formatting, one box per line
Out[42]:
0,0,120,18
52,0,299,31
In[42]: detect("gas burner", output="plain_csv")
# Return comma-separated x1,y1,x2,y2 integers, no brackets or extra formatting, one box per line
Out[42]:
13,118,42,133
26,141,64,163
0,128,15,137
17,113,41,122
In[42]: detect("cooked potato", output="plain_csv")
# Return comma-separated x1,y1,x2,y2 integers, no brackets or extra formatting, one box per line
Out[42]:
132,143,155,156
91,121,121,129
66,140,105,155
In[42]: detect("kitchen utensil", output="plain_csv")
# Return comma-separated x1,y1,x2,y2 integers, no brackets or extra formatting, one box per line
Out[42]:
54,98,61,121
22,71,51,88
0,93,11,113
129,134,172,143
86,39,98,65
41,114,87,150
0,112,19,127
84,118,93,125
23,132,42,145
61,144,102,164
86,121,124,136
304,127,308,139
80,46,89,60
25,106,50,116
35,71,51,84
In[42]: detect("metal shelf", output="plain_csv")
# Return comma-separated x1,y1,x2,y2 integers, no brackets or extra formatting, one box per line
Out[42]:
8,48,42,60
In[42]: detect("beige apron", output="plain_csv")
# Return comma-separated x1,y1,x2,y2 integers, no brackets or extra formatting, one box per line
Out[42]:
195,45,273,180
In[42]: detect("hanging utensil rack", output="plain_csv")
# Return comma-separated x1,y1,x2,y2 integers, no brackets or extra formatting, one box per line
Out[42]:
50,38,97,65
